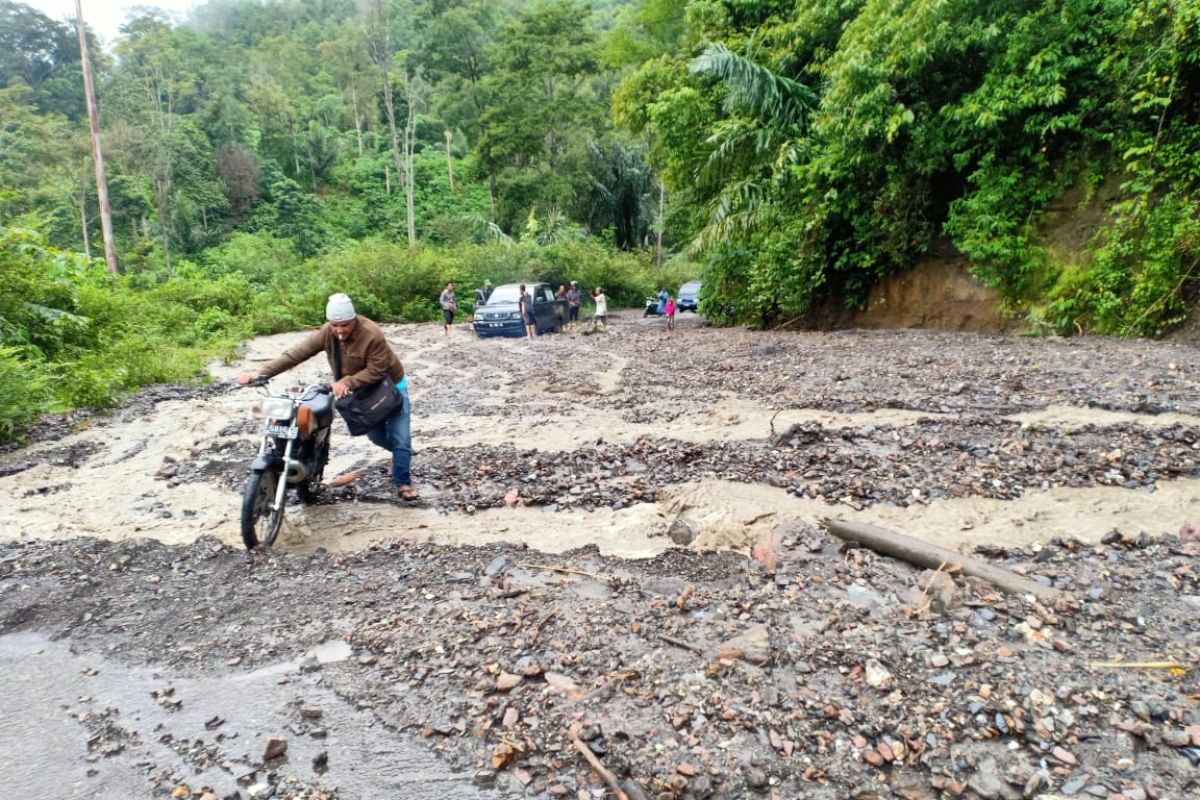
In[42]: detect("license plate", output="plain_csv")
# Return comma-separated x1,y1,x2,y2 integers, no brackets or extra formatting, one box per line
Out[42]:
262,423,297,438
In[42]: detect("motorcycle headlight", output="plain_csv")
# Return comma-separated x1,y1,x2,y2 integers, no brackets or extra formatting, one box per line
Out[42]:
261,397,294,421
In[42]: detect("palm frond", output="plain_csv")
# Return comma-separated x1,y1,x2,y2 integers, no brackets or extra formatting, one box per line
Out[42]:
690,43,816,131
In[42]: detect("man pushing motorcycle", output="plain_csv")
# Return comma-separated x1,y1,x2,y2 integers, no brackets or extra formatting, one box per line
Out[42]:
237,292,420,501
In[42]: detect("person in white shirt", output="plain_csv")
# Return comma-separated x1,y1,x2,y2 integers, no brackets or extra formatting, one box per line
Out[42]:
592,286,607,330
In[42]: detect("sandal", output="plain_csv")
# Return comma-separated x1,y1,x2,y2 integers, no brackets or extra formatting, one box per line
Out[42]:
396,485,421,501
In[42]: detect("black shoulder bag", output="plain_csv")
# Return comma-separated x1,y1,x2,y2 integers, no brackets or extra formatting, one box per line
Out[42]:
332,339,403,436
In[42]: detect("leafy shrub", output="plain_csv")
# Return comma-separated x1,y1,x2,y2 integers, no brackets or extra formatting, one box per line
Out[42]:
0,346,52,441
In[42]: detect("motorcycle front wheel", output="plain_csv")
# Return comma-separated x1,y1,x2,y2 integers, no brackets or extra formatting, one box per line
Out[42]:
241,468,284,550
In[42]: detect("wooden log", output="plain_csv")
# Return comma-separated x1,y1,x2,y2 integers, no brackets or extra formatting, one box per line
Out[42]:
821,518,1062,602
572,736,630,800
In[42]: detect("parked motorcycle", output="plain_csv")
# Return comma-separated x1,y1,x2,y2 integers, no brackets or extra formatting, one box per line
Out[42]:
643,297,664,317
239,378,334,550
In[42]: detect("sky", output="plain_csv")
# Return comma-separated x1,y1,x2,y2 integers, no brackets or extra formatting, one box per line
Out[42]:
22,0,203,46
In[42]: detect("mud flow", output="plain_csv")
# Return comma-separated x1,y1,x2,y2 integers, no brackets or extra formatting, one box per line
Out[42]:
2,314,1198,554
2,315,1198,800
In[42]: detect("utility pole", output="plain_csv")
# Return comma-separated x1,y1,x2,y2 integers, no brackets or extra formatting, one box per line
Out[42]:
75,0,118,274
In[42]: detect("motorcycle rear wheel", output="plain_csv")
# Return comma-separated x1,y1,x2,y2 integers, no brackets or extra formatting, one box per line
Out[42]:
241,468,285,550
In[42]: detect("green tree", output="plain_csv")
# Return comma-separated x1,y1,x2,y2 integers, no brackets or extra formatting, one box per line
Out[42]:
475,0,604,231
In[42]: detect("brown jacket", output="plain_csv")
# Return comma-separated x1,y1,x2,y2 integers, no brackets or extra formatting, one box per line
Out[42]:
259,317,404,391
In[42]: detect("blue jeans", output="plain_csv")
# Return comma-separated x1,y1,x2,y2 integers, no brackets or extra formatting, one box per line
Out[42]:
366,384,411,487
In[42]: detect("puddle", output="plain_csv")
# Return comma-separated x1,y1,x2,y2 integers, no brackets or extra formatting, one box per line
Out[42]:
240,639,355,681
0,632,507,799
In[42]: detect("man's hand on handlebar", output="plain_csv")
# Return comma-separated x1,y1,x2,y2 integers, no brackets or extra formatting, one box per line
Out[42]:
236,373,268,387
331,378,352,398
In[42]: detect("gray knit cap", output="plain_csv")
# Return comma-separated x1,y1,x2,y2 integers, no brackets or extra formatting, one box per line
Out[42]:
325,293,356,322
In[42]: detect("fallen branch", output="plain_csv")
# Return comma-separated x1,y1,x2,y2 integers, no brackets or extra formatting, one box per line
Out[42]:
1090,660,1189,671
821,518,1062,602
572,736,631,800
517,563,607,580
910,559,949,614
658,633,705,654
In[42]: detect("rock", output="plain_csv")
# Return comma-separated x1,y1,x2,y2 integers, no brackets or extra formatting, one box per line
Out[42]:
847,583,890,609
717,624,772,665
300,705,323,719
484,556,509,577
1180,520,1200,543
544,671,582,699
1051,746,1077,766
745,767,769,790
967,758,1020,800
247,783,274,799
913,570,959,612
668,517,699,546
263,737,287,760
864,659,894,690
312,750,328,771
496,671,522,691
751,529,781,572
620,778,652,800
1162,729,1191,747
890,770,936,800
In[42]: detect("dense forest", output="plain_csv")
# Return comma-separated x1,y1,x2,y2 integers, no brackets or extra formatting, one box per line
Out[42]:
1,0,1199,441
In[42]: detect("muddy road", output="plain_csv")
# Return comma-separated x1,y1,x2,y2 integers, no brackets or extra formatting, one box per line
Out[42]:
2,312,1199,799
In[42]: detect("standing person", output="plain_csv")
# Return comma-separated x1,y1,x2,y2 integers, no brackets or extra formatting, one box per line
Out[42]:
664,293,676,334
439,281,457,336
565,281,582,330
656,287,668,315
236,293,419,501
519,283,537,339
592,286,607,331
475,279,493,307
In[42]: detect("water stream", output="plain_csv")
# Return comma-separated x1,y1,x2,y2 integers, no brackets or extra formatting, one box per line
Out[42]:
0,632,506,799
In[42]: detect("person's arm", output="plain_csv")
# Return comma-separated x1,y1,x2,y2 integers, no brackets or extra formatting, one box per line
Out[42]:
241,327,325,383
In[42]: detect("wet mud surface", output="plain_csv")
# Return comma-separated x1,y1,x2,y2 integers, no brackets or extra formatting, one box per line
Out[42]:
2,312,1200,798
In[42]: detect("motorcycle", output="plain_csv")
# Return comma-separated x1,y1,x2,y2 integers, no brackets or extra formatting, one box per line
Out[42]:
643,297,664,317
239,378,334,550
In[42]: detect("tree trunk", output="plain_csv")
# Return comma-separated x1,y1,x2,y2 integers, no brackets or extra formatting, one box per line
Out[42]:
822,519,1063,602
75,0,117,274
155,177,172,272
291,124,301,176
403,92,416,246
384,163,391,194
381,74,405,194
351,85,364,156
444,129,455,192
488,174,498,222
655,178,665,271
78,188,90,259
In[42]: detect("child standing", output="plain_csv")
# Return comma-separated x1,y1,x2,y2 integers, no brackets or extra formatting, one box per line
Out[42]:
664,294,676,333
